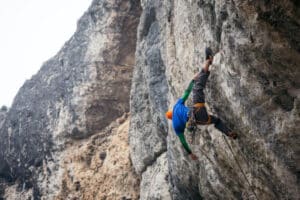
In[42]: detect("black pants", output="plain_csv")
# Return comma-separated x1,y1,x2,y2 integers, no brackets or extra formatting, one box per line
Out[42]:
192,70,231,135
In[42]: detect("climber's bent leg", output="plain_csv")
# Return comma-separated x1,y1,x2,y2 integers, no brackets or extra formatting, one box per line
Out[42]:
193,69,210,104
194,106,209,123
210,115,231,135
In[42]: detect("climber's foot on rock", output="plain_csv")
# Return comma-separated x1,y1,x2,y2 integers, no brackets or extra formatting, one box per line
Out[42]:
205,47,213,59
205,47,214,65
227,132,238,140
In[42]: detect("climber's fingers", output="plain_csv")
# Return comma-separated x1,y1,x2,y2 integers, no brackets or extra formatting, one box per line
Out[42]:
190,153,198,160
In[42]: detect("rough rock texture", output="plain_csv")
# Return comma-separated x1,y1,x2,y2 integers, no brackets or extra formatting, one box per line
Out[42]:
3,117,140,200
0,0,299,199
140,152,171,200
54,117,140,200
130,0,300,199
129,0,169,175
0,0,141,199
0,108,6,130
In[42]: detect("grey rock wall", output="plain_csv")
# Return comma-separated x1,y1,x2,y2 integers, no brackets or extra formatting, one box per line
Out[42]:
0,0,299,199
130,0,169,175
130,0,300,199
0,108,6,131
0,0,141,199
140,153,171,200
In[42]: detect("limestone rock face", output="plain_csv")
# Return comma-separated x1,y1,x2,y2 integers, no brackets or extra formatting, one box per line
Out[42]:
129,0,169,175
54,117,140,200
140,153,171,200
0,0,299,199
0,108,6,130
0,0,141,199
130,0,300,199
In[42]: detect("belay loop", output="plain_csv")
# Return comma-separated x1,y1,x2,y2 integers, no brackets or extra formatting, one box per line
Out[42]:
186,106,197,132
187,103,212,143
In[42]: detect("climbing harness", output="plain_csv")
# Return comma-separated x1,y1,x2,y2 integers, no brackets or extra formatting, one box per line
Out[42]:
193,103,212,124
222,135,259,200
194,103,206,107
187,103,211,142
187,103,211,132
186,107,197,132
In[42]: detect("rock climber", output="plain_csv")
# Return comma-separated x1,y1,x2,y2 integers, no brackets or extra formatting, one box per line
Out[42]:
165,48,237,160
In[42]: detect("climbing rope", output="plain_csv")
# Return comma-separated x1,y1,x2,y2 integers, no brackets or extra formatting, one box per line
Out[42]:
191,127,217,166
191,127,259,199
222,135,259,200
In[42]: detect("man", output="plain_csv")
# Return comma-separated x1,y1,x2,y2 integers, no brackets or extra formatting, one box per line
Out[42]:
166,48,237,160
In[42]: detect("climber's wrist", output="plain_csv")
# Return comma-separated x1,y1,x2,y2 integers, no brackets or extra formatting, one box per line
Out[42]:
189,153,198,160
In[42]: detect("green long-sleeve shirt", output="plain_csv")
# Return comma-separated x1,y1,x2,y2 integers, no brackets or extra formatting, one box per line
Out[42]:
178,133,192,154
177,80,194,154
181,80,194,102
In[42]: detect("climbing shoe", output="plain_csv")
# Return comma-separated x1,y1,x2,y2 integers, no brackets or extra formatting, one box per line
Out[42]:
227,132,238,140
205,47,214,60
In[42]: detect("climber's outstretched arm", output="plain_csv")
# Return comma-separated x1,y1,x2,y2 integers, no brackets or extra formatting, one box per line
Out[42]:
178,133,198,160
181,80,194,102
178,133,192,154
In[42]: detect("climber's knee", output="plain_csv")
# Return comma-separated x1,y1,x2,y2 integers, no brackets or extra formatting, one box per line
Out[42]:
210,116,231,135
210,115,220,125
